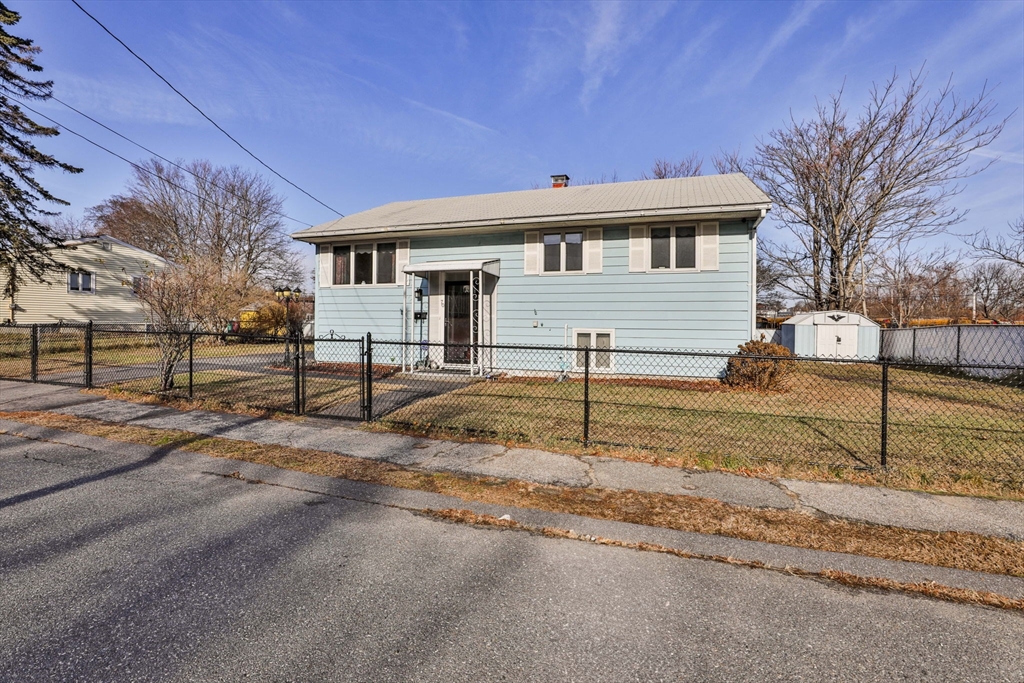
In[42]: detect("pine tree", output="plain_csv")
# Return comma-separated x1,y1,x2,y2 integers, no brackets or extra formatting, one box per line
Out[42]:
0,2,82,301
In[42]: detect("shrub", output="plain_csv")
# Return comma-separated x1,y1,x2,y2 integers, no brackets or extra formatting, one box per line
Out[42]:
724,339,795,391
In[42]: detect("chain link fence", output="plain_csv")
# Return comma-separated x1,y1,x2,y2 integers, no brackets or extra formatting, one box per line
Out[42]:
2,324,1021,481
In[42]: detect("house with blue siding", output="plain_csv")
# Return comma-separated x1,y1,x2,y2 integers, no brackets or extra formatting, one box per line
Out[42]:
292,173,771,376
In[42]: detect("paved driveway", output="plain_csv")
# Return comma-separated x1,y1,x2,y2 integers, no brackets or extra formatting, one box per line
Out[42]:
1,430,1022,682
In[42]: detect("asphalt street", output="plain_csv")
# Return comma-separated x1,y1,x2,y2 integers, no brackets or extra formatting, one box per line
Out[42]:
1,431,1022,682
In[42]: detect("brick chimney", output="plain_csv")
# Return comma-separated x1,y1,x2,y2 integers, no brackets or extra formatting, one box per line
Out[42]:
550,174,570,188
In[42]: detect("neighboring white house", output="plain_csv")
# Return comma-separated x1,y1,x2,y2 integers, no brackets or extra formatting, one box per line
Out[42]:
1,235,169,325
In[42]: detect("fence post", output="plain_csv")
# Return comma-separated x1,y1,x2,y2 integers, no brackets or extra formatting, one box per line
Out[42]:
300,335,307,415
293,331,301,416
359,337,365,419
188,331,194,399
880,361,889,469
365,333,373,421
955,325,961,367
911,327,917,363
30,323,38,382
84,321,93,388
583,345,591,446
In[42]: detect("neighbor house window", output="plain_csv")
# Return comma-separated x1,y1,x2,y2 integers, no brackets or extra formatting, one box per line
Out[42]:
542,231,584,273
68,270,94,293
354,244,374,285
376,242,396,284
573,329,613,370
650,225,697,270
333,246,351,285
131,276,145,296
331,242,401,286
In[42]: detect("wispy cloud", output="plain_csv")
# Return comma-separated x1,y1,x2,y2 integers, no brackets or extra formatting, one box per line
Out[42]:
971,148,1024,165
745,0,822,86
50,71,213,127
402,98,496,134
578,1,672,108
701,0,823,97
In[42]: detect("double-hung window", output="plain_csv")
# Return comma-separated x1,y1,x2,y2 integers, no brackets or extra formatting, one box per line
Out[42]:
629,223,716,273
650,225,697,270
68,270,95,293
573,329,613,371
334,242,398,286
542,231,584,274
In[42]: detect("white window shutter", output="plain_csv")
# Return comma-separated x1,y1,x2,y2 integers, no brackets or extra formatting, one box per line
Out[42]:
523,231,540,275
584,228,603,273
396,240,410,280
318,244,333,286
628,226,646,272
700,222,719,271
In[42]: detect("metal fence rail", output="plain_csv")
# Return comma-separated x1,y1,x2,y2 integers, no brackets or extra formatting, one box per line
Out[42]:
2,324,1021,480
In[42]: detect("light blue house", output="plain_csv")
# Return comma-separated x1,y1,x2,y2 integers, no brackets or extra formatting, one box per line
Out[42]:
292,173,771,376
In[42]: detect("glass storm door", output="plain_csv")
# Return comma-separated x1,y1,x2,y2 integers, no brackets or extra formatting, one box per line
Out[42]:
444,280,471,364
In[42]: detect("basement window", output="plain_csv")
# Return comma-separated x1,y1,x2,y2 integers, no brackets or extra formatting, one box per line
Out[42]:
573,329,614,371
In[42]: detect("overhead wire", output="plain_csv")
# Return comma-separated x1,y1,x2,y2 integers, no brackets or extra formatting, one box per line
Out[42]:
32,90,312,227
70,0,344,217
15,97,314,230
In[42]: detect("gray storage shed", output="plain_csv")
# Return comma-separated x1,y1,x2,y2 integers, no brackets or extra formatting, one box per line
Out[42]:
780,311,880,360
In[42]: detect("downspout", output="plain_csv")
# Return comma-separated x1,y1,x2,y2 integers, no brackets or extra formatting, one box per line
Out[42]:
748,210,766,341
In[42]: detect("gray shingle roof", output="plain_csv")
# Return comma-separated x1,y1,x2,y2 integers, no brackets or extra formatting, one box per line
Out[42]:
292,173,770,241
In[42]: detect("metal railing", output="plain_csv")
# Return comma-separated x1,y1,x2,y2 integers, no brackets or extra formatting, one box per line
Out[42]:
2,325,1021,480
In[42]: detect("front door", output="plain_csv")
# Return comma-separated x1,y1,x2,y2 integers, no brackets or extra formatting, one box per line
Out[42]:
444,280,471,363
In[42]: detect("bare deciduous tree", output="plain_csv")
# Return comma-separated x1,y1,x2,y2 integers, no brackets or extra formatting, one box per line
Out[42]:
866,243,966,326
639,152,704,179
968,216,1024,269
138,257,260,390
966,261,1022,321
89,159,303,289
742,70,1005,310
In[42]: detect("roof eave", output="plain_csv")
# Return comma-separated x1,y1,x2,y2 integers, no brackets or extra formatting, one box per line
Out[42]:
292,202,772,243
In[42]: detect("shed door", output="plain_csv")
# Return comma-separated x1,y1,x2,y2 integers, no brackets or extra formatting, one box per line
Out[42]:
835,326,858,358
815,325,837,357
816,324,857,358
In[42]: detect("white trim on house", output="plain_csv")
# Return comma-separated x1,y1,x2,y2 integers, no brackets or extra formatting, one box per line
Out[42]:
67,270,96,294
527,228,603,276
571,328,615,372
320,239,410,287
628,222,719,273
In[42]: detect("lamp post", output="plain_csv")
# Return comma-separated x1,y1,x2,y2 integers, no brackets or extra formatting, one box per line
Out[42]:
274,286,302,365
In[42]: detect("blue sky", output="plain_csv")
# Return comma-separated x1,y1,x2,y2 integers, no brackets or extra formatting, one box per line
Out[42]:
12,0,1024,286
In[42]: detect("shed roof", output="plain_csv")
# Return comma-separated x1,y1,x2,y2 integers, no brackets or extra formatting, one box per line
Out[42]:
293,173,771,241
783,311,880,327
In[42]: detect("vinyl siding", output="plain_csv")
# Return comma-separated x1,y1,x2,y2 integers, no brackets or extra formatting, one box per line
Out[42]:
314,221,754,354
1,242,161,324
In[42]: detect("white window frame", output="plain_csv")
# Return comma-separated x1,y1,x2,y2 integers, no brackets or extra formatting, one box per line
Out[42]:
67,270,96,294
647,224,700,273
327,241,402,287
540,230,586,275
571,328,615,372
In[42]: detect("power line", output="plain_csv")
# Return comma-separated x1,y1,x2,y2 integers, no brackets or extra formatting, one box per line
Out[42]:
16,97,314,230
33,89,312,227
71,0,344,217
